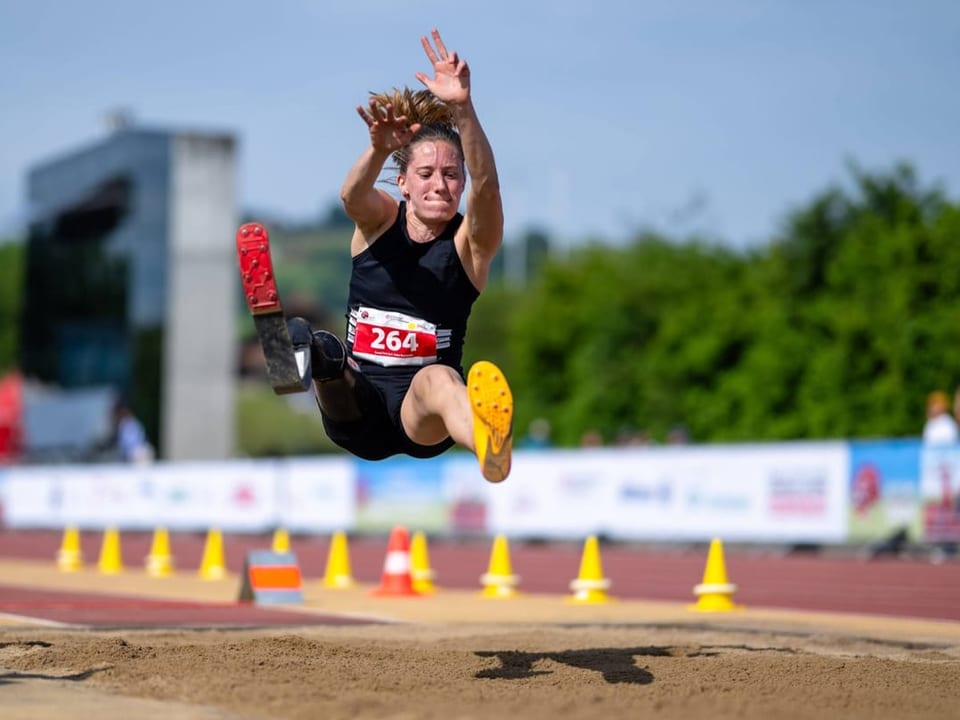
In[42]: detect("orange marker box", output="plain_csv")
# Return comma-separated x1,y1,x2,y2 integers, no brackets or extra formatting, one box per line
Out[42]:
238,550,304,605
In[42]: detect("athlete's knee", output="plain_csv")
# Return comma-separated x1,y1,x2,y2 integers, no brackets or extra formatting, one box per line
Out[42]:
418,364,463,395
407,365,465,415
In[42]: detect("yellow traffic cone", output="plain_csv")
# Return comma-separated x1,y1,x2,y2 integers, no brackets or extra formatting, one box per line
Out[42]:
97,527,124,575
690,538,742,612
480,534,519,598
198,528,227,581
145,527,174,578
322,530,355,589
56,526,83,572
410,530,436,594
568,535,613,604
272,528,290,554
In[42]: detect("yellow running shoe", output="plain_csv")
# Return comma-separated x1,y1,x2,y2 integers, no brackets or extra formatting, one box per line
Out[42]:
467,361,513,483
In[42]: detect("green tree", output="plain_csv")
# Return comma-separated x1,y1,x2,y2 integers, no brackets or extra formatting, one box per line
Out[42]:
510,237,753,444
509,164,960,445
762,163,960,438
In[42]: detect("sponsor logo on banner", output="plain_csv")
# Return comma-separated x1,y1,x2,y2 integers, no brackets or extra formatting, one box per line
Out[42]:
511,494,538,515
686,488,750,512
231,483,257,507
561,473,597,495
619,481,672,505
768,471,828,516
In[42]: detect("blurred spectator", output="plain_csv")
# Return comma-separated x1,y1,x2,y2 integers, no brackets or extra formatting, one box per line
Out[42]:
113,401,154,464
923,391,958,446
614,425,653,446
667,424,691,445
519,417,552,449
954,386,960,429
0,371,23,463
580,430,604,448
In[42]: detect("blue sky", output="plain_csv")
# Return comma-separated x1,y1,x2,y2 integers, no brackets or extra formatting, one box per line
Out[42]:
1,1,958,248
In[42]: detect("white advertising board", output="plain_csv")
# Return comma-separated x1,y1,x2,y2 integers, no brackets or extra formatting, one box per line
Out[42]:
2,442,849,543
488,443,850,543
0,459,355,532
276,457,356,532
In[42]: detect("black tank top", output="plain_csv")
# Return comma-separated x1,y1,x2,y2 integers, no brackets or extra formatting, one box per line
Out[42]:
346,202,480,373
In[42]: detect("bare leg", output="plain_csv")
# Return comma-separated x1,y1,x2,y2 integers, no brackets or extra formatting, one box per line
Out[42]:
401,363,513,482
401,365,474,449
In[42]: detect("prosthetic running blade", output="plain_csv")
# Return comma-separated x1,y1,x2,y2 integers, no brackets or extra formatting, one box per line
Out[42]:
236,222,311,395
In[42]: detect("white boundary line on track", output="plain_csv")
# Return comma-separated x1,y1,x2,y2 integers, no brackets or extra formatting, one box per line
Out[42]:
0,611,80,628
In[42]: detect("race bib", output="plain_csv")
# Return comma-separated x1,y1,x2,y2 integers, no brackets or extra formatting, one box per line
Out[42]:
350,307,438,367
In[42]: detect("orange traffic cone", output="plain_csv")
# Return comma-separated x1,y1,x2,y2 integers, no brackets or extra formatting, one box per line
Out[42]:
480,534,520,598
689,538,742,612
370,526,420,597
568,535,613,604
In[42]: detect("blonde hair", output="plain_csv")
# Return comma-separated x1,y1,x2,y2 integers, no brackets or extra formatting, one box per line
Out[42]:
928,391,950,413
368,87,463,174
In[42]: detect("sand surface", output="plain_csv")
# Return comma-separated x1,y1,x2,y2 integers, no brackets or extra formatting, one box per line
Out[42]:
2,559,960,720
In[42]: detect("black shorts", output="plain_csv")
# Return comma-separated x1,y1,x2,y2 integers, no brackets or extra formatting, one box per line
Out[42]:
321,364,457,461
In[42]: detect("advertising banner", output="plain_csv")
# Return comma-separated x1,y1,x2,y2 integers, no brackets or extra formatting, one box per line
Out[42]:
0,441,852,543
488,443,849,543
2,461,282,531
354,455,450,532
276,457,355,533
2,465,75,528
485,450,615,538
847,440,922,542
138,460,279,532
440,452,492,535
920,445,960,543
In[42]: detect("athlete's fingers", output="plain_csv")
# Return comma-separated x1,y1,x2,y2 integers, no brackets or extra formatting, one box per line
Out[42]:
421,35,439,64
432,29,448,60
368,98,386,121
356,105,373,126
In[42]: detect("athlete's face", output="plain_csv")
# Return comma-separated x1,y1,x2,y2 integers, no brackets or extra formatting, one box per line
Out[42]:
398,140,465,224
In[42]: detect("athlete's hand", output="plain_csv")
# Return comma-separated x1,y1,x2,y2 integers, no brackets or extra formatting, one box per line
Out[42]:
415,29,470,105
355,99,421,152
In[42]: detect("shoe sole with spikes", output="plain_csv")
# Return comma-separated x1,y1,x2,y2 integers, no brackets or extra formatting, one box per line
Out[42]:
467,361,513,483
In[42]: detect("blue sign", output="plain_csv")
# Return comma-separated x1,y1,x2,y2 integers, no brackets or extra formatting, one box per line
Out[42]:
848,439,921,541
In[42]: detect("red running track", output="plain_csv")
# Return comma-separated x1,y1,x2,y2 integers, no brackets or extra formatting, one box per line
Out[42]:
0,585,374,628
1,529,959,623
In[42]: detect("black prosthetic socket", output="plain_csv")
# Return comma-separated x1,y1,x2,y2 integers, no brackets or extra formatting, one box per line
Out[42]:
315,374,364,423
309,329,368,422
286,317,313,350
288,318,365,423
310,330,347,382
